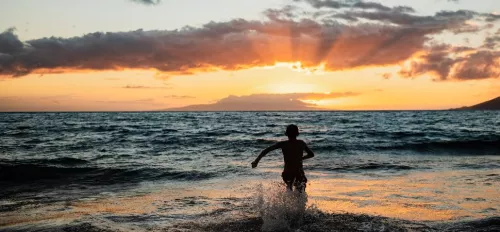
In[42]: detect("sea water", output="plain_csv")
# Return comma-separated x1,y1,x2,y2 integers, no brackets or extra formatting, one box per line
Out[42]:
0,111,499,231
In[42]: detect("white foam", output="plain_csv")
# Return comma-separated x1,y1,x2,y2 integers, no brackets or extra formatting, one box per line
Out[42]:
254,182,308,232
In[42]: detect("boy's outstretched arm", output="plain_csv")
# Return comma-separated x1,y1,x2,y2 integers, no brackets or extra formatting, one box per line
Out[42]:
251,142,282,168
302,141,315,160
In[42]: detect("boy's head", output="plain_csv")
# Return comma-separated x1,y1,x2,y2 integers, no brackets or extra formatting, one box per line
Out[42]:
285,124,299,138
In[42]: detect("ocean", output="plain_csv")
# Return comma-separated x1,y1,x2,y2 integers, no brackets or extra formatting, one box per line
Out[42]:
0,111,499,231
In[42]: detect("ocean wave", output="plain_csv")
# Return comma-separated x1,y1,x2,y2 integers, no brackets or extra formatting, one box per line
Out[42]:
455,163,500,169
8,216,499,232
16,125,32,130
1,207,499,232
67,142,96,151
196,216,497,232
6,131,31,137
307,139,500,155
311,162,414,172
389,131,427,138
314,144,349,152
302,137,500,155
256,139,279,144
45,212,499,232
436,216,500,231
0,163,96,182
384,139,500,154
0,163,215,185
92,125,121,132
31,157,90,165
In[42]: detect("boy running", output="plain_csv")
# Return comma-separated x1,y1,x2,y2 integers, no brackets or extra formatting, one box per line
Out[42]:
251,124,314,192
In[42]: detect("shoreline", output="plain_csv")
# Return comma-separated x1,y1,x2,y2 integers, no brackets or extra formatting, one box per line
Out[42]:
2,210,499,232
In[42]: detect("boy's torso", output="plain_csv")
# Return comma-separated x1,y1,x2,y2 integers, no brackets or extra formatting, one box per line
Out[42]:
279,140,304,173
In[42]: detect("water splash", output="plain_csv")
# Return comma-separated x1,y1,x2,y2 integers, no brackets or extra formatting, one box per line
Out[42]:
254,182,308,232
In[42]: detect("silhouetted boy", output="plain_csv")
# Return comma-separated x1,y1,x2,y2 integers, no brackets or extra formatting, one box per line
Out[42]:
251,124,314,192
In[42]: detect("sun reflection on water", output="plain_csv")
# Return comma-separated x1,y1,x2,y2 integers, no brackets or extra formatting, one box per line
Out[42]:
1,169,498,229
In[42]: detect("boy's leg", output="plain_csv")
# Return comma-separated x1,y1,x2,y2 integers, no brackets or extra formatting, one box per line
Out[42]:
282,172,294,191
294,172,307,193
294,181,306,193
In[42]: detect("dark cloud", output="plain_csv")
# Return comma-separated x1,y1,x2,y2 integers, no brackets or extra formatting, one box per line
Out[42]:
452,51,500,80
0,28,24,54
485,13,500,22
130,0,161,5
297,0,347,9
165,92,358,111
392,6,415,14
339,10,475,31
399,45,500,81
399,48,458,80
351,1,391,12
451,46,475,53
0,16,462,77
483,36,500,49
0,0,496,81
296,0,413,12
0,21,433,77
294,1,477,34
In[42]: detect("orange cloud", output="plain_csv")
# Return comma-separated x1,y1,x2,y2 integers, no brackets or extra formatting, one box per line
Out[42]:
399,44,500,80
0,24,434,77
0,1,496,80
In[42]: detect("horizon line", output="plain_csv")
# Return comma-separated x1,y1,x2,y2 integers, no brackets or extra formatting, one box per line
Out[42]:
1,109,494,113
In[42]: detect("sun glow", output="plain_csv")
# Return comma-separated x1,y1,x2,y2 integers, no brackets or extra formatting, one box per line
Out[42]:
265,83,319,94
300,99,329,106
261,61,326,75
301,98,348,107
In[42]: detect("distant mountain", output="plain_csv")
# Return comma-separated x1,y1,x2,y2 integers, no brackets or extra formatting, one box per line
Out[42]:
455,96,500,110
161,94,320,111
162,103,318,111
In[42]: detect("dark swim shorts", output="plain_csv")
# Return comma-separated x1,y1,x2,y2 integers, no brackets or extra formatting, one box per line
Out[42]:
281,169,307,187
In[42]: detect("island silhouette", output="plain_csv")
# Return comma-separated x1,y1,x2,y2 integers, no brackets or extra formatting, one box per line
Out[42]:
454,96,500,110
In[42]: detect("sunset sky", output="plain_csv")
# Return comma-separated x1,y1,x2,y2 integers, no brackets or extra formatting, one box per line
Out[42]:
0,0,499,111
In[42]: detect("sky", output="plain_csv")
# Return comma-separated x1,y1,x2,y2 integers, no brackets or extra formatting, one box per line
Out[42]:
0,0,499,111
